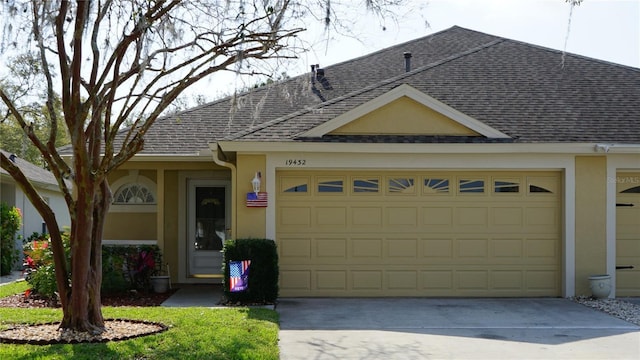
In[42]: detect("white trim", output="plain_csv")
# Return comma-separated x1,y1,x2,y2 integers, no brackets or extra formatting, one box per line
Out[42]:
102,240,157,246
218,141,622,155
299,84,511,139
563,166,576,298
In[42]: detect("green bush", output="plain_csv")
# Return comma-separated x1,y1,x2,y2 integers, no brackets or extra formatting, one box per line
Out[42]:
23,231,71,298
0,202,21,275
102,245,162,293
223,238,278,304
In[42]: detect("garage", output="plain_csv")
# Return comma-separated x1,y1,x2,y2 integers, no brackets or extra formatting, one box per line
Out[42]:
277,170,561,297
616,172,640,297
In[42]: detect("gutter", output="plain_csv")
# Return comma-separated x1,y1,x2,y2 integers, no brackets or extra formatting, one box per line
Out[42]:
210,143,237,240
594,144,640,154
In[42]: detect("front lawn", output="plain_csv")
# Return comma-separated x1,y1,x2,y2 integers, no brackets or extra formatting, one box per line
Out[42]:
0,282,279,360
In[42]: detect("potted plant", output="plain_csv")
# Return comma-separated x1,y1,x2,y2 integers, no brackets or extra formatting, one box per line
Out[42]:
150,253,171,294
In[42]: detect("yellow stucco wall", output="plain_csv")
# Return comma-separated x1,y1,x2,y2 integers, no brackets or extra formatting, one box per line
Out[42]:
103,213,157,239
330,96,480,136
235,154,267,239
574,156,607,296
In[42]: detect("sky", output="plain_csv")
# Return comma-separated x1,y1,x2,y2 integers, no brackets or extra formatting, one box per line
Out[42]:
198,0,639,100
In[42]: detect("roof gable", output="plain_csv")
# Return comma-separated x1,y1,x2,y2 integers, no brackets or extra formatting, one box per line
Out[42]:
300,84,510,139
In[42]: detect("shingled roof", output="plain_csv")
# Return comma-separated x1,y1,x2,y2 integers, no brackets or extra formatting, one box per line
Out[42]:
0,149,60,188
132,26,640,155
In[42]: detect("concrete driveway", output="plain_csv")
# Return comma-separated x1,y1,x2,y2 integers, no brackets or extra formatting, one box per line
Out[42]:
278,298,640,359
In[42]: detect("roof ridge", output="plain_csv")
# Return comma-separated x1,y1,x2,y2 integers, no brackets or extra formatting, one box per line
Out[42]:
226,38,506,141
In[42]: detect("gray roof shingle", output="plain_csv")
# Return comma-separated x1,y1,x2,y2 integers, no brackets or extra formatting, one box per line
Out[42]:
1,149,60,187
125,26,640,154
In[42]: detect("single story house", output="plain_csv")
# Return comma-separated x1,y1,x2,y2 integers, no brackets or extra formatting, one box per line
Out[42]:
1,149,71,266
102,26,639,298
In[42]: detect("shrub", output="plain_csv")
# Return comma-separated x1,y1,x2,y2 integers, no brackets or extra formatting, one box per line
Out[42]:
0,203,21,275
102,245,162,292
223,238,278,304
23,231,71,298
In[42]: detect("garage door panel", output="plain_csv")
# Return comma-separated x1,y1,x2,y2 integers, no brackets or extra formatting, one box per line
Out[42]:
278,170,561,297
422,207,453,227
525,270,559,292
316,238,347,259
280,206,311,226
423,238,453,258
492,207,523,226
421,270,454,289
280,270,311,291
457,271,489,290
316,207,347,227
351,238,383,259
492,238,523,258
492,271,524,290
387,207,418,226
279,237,311,259
387,238,419,258
352,270,383,290
457,238,489,259
456,207,489,226
616,174,640,296
316,271,347,290
387,271,418,289
351,207,382,227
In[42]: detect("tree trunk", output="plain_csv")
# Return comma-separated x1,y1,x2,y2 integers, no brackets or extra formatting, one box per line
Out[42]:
59,177,105,333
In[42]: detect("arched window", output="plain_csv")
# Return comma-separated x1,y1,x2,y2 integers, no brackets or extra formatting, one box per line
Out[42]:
109,171,157,212
113,183,155,204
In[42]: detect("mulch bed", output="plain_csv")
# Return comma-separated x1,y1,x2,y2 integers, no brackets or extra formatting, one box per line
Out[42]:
0,288,178,345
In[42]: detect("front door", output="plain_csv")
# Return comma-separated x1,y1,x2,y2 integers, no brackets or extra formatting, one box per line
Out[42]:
187,180,230,278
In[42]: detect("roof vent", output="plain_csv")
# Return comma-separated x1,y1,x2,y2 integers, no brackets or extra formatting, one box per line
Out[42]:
9,153,17,163
315,68,325,80
403,52,412,72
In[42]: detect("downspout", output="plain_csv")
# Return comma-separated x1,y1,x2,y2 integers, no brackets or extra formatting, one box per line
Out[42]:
211,143,237,240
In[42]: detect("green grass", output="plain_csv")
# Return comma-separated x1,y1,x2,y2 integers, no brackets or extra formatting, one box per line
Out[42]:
0,283,280,360
0,280,29,298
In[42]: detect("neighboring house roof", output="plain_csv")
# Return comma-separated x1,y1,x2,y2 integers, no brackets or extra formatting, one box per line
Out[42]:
82,26,640,155
0,149,61,189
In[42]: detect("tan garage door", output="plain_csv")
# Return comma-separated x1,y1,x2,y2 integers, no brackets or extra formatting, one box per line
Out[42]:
616,173,640,296
277,170,561,297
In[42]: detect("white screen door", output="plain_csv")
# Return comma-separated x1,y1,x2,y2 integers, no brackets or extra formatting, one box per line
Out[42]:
187,180,230,277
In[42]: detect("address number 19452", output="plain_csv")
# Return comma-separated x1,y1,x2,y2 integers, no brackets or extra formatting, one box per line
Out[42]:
285,159,306,166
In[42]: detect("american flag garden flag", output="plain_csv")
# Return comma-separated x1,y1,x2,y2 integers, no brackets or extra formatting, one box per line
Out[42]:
246,192,268,207
229,260,251,292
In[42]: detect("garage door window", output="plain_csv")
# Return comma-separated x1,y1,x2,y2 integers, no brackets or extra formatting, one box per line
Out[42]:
318,179,344,193
424,178,449,194
388,178,415,194
459,179,484,193
494,180,520,193
282,177,309,193
621,186,640,194
353,178,379,193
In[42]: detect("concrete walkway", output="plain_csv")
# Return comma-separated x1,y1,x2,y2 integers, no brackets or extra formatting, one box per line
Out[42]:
0,271,25,285
160,284,225,307
278,298,640,360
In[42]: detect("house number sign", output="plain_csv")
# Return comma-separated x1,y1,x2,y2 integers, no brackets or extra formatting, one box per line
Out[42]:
284,159,306,166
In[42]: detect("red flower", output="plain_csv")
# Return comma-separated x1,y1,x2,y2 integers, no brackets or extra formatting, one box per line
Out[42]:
24,289,31,298
25,256,35,268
